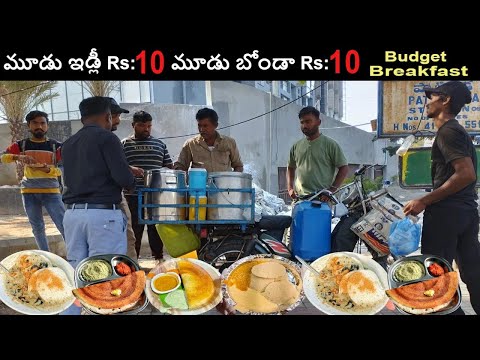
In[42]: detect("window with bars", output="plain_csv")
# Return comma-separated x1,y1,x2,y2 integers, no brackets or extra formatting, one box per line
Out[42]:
26,81,152,122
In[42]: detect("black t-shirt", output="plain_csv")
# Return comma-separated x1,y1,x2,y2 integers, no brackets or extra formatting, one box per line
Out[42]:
431,119,477,209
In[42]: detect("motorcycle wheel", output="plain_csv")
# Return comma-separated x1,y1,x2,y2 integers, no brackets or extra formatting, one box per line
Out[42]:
199,238,259,273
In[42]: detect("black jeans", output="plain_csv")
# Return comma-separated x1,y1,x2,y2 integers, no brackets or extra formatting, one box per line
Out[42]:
422,204,480,315
126,195,164,259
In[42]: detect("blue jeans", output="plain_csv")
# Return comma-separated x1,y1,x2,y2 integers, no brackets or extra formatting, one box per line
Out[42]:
22,193,65,251
61,207,127,315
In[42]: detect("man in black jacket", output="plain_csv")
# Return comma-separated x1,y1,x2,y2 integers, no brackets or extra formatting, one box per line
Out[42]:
62,97,135,269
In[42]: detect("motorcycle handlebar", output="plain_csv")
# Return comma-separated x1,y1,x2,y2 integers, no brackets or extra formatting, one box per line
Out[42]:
297,189,339,204
354,164,377,176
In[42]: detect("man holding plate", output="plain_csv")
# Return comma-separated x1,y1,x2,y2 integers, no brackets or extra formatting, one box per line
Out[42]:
1,110,65,251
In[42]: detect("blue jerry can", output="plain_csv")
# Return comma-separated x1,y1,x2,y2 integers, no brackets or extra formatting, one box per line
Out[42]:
292,200,331,261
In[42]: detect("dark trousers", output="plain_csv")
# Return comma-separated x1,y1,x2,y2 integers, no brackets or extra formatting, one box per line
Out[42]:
256,215,292,242
422,204,480,315
126,195,164,259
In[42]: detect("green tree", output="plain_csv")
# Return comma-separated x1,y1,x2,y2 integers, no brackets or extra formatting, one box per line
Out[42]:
80,81,120,97
0,81,58,182
342,176,383,194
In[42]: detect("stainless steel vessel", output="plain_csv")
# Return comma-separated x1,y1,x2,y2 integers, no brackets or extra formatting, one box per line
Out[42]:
207,172,253,220
75,254,149,315
144,169,187,221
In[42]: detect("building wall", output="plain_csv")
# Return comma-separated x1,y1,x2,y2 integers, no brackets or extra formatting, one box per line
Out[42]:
210,82,271,189
151,81,184,104
314,80,344,121
151,81,206,105
373,138,400,181
0,123,17,185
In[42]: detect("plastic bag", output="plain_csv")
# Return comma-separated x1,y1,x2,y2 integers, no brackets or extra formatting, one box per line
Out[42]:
155,224,200,258
396,135,415,156
388,217,421,256
350,195,406,256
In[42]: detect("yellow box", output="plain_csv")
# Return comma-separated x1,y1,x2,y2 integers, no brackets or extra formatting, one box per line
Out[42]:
189,195,207,221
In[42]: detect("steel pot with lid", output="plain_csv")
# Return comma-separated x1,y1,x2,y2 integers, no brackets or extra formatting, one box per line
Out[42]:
144,168,187,221
207,172,253,220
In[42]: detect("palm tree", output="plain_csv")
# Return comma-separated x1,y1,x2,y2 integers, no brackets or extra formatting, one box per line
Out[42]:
0,81,58,181
81,81,120,97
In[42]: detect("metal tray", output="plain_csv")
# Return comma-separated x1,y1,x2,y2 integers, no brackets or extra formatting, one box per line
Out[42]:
387,254,461,315
221,254,304,315
74,254,149,315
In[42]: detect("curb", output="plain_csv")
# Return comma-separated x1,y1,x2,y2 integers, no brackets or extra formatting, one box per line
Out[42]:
0,234,66,259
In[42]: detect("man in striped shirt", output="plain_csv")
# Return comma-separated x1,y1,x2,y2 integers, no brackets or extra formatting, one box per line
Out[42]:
122,110,173,260
1,111,65,251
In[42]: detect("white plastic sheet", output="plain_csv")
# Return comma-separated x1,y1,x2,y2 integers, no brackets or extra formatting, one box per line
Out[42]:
252,183,290,221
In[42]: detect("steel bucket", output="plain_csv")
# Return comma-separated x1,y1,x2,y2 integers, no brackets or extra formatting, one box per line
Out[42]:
207,172,252,220
144,169,187,221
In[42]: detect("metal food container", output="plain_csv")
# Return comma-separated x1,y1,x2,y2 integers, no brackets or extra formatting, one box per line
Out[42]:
144,168,187,221
207,172,253,220
221,254,305,315
74,254,148,315
387,254,461,315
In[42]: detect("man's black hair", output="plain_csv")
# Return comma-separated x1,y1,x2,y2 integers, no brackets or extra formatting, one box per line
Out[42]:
132,110,153,123
25,110,49,124
196,108,218,125
298,106,320,119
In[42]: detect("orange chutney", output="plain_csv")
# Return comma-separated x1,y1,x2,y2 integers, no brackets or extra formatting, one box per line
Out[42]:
153,274,179,292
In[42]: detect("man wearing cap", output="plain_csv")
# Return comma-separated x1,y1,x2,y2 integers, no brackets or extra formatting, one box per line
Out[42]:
107,97,142,260
109,97,129,132
62,96,135,269
404,81,480,315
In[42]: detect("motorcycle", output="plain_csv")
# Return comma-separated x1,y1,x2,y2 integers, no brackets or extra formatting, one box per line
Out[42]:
198,215,294,272
330,164,402,269
294,164,402,269
198,164,401,271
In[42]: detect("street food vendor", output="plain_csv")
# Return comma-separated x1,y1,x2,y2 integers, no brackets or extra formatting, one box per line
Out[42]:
174,108,243,173
173,107,290,240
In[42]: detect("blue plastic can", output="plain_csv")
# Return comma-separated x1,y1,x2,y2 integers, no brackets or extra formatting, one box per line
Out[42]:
291,200,331,261
188,168,207,196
